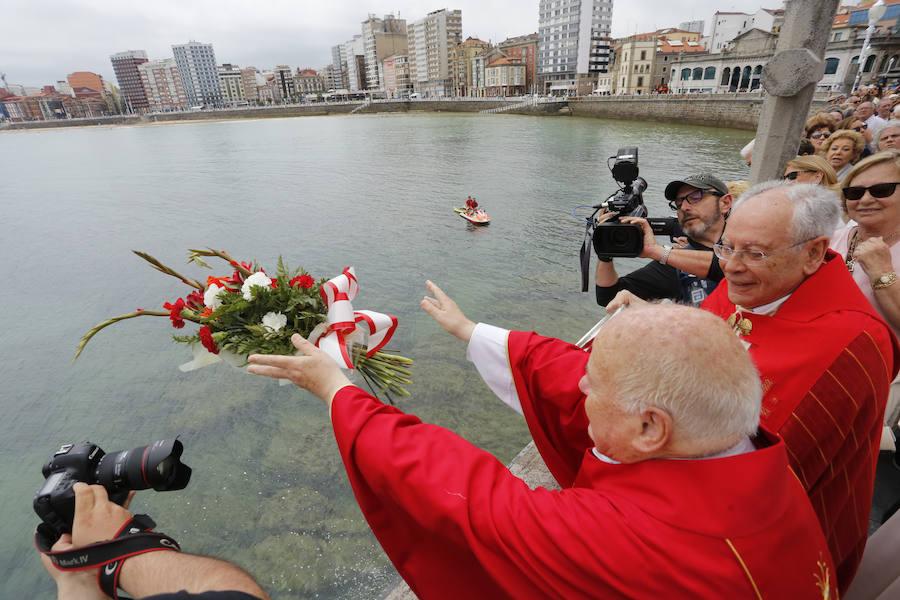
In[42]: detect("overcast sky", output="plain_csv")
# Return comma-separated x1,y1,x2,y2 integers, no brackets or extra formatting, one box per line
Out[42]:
3,0,793,87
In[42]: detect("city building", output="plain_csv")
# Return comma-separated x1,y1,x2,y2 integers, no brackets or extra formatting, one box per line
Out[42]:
110,50,149,112
172,41,223,107
538,0,613,96
613,29,701,94
383,54,412,98
218,64,245,105
330,44,348,91
342,35,367,91
452,37,491,97
240,67,260,102
273,65,296,101
139,58,187,111
678,20,705,34
667,28,775,94
818,1,900,91
294,69,325,97
485,56,526,96
409,8,463,97
361,13,408,92
66,72,104,95
498,33,538,94
55,81,75,97
705,8,780,53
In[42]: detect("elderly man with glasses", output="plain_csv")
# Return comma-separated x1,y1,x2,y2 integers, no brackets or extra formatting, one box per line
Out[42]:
595,173,731,308
608,181,898,595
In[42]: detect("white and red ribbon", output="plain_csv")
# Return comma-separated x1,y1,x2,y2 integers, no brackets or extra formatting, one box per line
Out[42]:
314,267,398,369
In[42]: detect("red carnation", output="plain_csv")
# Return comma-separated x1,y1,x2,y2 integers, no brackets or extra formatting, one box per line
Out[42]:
199,326,219,354
163,298,186,329
185,290,204,310
290,274,315,289
270,278,278,289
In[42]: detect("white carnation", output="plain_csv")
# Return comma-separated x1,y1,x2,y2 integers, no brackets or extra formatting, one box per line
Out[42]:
203,283,226,310
262,311,287,332
242,271,272,300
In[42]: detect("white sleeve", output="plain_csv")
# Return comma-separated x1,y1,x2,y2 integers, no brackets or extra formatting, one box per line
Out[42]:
466,323,523,415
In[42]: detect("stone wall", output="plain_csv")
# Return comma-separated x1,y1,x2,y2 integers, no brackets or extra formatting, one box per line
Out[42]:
569,95,829,131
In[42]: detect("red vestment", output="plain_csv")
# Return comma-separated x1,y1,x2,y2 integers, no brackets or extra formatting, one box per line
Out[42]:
332,383,835,599
703,250,900,592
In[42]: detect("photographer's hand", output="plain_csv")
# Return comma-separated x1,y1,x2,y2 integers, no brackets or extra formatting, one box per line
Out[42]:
618,217,664,260
606,290,649,314
71,483,134,547
247,335,353,407
420,280,476,342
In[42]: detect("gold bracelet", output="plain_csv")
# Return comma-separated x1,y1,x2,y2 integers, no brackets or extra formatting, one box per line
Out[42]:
873,272,898,290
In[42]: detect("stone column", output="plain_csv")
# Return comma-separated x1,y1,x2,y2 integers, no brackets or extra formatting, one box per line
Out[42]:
750,0,841,184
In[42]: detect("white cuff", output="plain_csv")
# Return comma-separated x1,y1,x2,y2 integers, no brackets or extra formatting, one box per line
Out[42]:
466,323,523,415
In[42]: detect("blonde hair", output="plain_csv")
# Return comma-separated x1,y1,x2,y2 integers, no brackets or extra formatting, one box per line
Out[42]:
822,129,866,160
726,180,751,199
785,154,839,187
805,113,837,135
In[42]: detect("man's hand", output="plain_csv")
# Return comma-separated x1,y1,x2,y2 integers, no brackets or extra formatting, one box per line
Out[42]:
71,483,134,547
420,280,476,342
40,533,106,600
606,290,649,313
618,216,663,260
247,335,352,406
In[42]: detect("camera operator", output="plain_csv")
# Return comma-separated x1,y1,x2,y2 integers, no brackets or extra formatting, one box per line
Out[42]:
595,173,732,308
39,483,269,600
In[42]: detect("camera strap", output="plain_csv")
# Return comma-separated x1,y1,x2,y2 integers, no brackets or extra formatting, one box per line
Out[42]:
580,221,593,292
37,514,180,600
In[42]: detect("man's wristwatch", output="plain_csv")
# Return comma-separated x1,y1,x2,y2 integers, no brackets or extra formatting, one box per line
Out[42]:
873,272,898,290
658,245,673,265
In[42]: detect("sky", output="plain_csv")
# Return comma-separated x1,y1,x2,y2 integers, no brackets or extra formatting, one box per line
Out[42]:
3,0,794,88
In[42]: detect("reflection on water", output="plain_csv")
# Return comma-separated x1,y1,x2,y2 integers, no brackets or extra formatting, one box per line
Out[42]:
0,113,751,598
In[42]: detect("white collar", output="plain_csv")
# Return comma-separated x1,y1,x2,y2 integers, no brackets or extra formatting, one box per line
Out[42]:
744,293,791,316
590,435,756,464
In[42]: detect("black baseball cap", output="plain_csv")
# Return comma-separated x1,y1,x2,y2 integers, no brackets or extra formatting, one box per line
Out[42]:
664,174,729,200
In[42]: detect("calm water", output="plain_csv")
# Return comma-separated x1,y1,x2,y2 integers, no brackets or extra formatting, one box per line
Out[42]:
0,113,751,598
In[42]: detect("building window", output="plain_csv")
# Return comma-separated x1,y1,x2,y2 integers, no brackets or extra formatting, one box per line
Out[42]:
824,57,839,75
681,68,691,80
692,67,703,80
721,67,731,85
864,54,876,73
637,76,644,87
704,66,716,80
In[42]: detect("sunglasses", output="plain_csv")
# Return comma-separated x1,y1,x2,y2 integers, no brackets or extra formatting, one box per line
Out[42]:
783,170,815,180
852,124,868,132
810,132,830,140
842,182,900,201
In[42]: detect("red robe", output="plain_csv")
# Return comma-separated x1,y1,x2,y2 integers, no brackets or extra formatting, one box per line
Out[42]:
331,384,835,599
703,250,900,592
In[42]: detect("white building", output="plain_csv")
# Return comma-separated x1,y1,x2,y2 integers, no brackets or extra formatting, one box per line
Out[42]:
408,8,463,97
705,8,779,54
538,0,614,96
139,58,187,111
361,13,407,92
171,41,222,107
342,35,366,91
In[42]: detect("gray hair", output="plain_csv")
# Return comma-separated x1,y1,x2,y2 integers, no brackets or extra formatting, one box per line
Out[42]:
602,305,762,448
733,180,840,243
875,120,900,150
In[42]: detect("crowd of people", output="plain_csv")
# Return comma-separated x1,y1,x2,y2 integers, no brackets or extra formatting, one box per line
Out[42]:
37,87,900,600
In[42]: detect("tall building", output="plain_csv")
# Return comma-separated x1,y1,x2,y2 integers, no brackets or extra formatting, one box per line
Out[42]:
273,65,296,100
172,41,223,107
361,14,408,92
342,35,366,91
331,44,348,91
383,54,412,98
218,64,245,105
538,0,613,95
138,58,187,111
110,50,149,112
240,67,260,102
409,8,463,97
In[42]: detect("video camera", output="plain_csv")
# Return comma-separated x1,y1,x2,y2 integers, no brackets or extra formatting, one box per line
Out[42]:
579,147,679,291
34,439,192,544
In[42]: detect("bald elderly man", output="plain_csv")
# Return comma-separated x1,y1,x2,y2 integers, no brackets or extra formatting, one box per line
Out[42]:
610,181,899,594
249,302,834,599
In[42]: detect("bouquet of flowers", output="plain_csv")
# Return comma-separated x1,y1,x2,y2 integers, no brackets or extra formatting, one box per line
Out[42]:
74,248,413,403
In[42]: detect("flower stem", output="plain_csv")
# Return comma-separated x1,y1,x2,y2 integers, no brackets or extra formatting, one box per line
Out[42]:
132,251,205,290
74,310,202,362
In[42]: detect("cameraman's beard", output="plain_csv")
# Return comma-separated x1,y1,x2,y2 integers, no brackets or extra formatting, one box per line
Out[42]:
680,203,723,238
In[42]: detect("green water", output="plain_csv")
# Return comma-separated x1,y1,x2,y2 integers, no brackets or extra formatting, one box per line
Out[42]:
0,113,752,598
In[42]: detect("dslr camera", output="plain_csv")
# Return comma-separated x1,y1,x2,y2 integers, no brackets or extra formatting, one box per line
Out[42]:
34,439,191,542
579,147,679,291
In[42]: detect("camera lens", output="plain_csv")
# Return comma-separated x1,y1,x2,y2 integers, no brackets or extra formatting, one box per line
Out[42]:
94,439,191,493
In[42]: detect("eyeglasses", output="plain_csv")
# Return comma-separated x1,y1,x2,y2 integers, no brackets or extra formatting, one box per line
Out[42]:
713,239,815,266
783,170,815,181
810,132,830,140
843,182,900,201
668,189,719,211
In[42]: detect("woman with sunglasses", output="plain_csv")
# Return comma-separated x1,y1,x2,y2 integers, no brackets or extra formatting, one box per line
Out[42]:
783,155,838,186
831,150,900,452
822,129,866,180
804,113,837,154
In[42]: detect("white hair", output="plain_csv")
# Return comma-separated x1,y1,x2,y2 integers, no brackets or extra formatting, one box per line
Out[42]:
875,120,900,150
733,180,840,243
602,306,762,446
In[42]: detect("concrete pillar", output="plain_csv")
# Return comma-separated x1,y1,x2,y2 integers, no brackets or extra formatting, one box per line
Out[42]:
750,0,841,184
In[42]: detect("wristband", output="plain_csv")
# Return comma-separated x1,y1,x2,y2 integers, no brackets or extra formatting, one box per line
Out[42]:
598,256,613,262
658,245,673,265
